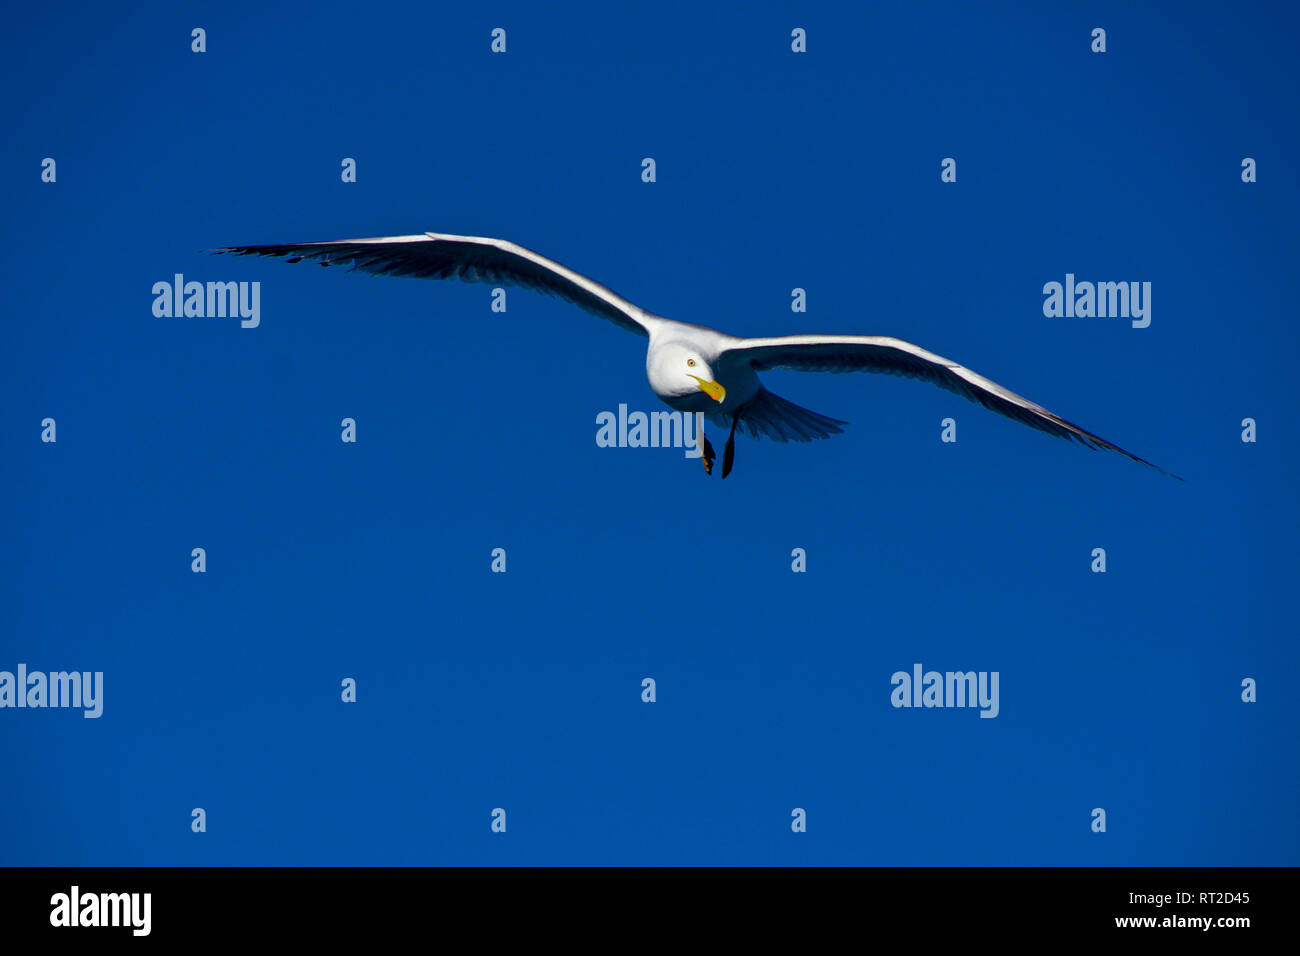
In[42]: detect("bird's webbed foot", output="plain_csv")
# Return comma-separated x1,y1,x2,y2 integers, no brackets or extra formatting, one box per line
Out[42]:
721,414,739,479
700,431,716,475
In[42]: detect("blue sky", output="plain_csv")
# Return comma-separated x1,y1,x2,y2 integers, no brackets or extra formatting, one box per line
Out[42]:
2,0,1296,865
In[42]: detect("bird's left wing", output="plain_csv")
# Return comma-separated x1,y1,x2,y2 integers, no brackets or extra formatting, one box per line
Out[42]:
719,334,1180,478
211,232,657,337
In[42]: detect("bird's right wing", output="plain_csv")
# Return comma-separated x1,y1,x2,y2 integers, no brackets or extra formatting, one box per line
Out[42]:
211,232,659,337
720,334,1181,478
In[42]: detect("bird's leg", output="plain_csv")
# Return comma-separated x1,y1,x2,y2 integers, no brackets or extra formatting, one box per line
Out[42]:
721,414,739,479
699,424,716,476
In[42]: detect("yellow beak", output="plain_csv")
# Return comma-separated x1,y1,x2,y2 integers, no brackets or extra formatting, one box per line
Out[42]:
688,374,727,403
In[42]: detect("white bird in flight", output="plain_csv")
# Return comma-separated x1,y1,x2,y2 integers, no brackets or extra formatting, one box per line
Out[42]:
214,232,1179,480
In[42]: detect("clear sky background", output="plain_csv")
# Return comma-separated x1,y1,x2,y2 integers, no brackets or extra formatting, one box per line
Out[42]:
2,1,1296,865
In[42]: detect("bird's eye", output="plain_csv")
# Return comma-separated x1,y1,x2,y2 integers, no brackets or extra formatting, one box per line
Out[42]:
687,359,696,367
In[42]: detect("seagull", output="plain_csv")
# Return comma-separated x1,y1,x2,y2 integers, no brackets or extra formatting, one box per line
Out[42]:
212,232,1179,480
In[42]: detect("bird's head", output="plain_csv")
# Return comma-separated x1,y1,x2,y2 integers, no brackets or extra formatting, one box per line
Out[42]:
652,343,727,403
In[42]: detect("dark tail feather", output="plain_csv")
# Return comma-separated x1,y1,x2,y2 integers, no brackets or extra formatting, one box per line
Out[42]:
723,388,848,442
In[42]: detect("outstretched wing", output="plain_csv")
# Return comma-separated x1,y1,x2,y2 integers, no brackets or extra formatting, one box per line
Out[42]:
719,334,1180,478
211,232,658,337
